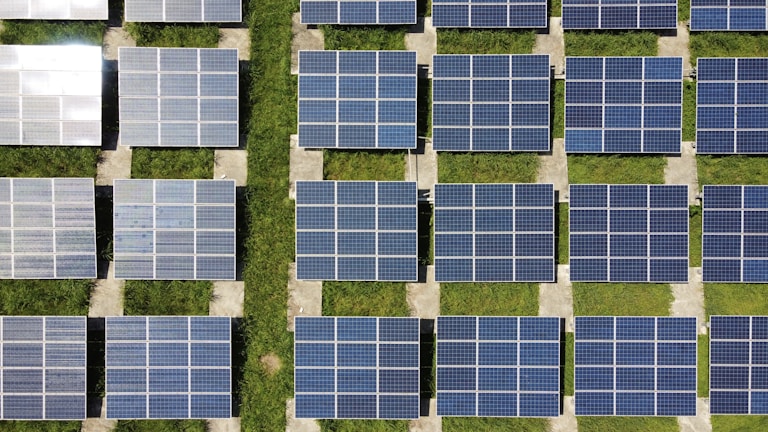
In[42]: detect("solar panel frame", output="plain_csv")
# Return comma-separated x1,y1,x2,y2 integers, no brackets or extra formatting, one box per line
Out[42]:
112,179,237,280
574,316,697,416
0,0,108,19
105,316,232,419
433,183,555,282
695,58,768,154
0,45,102,147
431,0,548,28
432,54,551,152
562,0,677,29
118,47,239,148
300,0,417,24
124,0,242,22
690,1,768,31
294,316,420,419
436,316,561,417
564,57,683,154
569,184,689,283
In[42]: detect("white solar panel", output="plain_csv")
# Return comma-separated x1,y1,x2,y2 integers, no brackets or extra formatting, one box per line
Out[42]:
0,45,102,147
113,179,236,280
0,0,108,20
0,178,96,279
118,47,239,148
124,0,242,22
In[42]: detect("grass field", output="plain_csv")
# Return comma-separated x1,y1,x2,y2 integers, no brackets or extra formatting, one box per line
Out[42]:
322,26,407,50
689,32,768,62
438,153,539,183
553,80,565,139
557,204,568,264
576,417,678,432
690,206,702,267
573,283,673,316
443,417,548,432
114,420,207,432
0,147,98,178
567,155,667,184
564,332,574,396
437,29,537,54
324,151,405,181
697,155,768,186
682,81,696,142
322,282,410,316
123,281,213,315
440,283,539,316
130,148,214,179
711,416,768,432
698,334,708,398
124,23,220,48
564,31,658,57
705,284,768,317
0,21,104,45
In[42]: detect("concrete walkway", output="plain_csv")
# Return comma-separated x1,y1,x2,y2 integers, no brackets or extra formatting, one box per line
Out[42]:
81,398,117,432
539,265,574,332
405,18,437,71
287,263,322,331
289,134,324,199
291,13,325,75
679,398,712,432
96,134,132,186
210,280,245,317
219,28,251,60
550,396,577,432
671,268,706,334
533,18,565,74
406,266,440,319
208,418,242,432
214,149,248,186
286,399,320,432
406,139,438,196
659,23,693,73
89,262,124,317
409,399,441,432
665,141,699,205
102,27,136,61
537,138,569,203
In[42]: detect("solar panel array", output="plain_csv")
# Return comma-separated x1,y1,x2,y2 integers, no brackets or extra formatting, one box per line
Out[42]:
0,45,101,147
569,184,689,283
434,183,555,282
710,316,768,414
432,0,548,28
118,47,239,148
574,316,697,416
0,0,107,19
113,179,236,281
0,178,96,279
565,57,682,154
690,0,768,30
295,181,418,281
105,316,231,419
294,316,420,419
702,185,768,283
300,0,416,24
298,50,417,149
696,58,768,154
124,0,242,22
562,0,677,29
432,54,550,152
0,316,86,420
436,316,560,417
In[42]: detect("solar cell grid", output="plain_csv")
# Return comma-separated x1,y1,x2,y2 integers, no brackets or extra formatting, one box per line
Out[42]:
696,58,768,154
294,317,420,419
690,0,768,30
125,0,242,22
0,0,108,20
569,184,689,283
574,316,697,416
432,0,548,28
565,57,683,154
300,0,417,24
105,316,232,419
436,316,560,417
562,0,677,29
432,54,550,152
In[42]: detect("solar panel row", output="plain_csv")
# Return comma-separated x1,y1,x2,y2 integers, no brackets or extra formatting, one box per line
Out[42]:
0,0,107,19
562,0,677,29
432,0,548,28
125,0,242,22
301,0,416,24
690,0,768,31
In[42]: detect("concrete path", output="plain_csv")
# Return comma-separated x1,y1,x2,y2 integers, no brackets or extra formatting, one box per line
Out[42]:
405,18,437,71
550,396,577,432
96,134,132,186
671,268,706,334
208,418,242,432
89,262,124,317
409,399,441,432
102,27,136,61
210,281,245,317
679,398,712,432
219,28,251,60
659,23,693,74
539,265,574,332
291,13,325,75
665,141,699,205
537,138,569,203
406,139,438,196
286,399,321,432
289,134,324,199
406,266,440,319
214,149,248,186
287,263,322,331
533,18,565,74
81,398,117,432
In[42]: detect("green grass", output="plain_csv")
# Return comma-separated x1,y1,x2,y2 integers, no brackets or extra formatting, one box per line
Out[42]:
564,31,658,57
678,0,690,21
324,151,405,181
130,148,214,179
0,21,104,45
557,203,568,265
322,282,409,316
567,155,667,184
0,148,98,178
577,417,678,432
437,29,537,54
124,23,219,48
322,26,407,50
440,283,539,315
0,280,90,316
443,418,548,432
689,32,768,63
551,0,562,17
123,281,213,315
697,155,768,186
683,80,696,142
699,334,708,398
705,284,768,317
690,206,702,267
711,416,768,432
573,283,673,316
114,420,207,432
437,153,539,183
564,332,574,396
0,423,82,432
320,420,410,432
553,80,564,139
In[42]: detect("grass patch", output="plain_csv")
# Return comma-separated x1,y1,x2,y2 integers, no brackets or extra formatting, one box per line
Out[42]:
705,284,768,317
124,23,219,48
130,148,214,179
697,155,768,186
0,280,90,316
443,418,548,432
564,331,574,396
683,80,696,142
577,417,678,432
322,26,407,50
564,31,658,57
0,147,98,178
689,32,768,63
567,155,667,184
711,416,768,432
437,29,537,54
115,420,207,432
440,283,539,315
324,151,404,181
690,206,702,267
437,153,539,183
573,283,673,316
320,420,410,432
551,0,562,17
557,203,568,265
678,0,690,21
699,334,708,398
322,282,409,316
123,281,213,315
0,423,82,432
552,80,564,139
0,21,104,45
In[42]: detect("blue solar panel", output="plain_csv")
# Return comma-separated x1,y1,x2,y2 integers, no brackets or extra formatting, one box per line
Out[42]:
696,58,768,154
295,181,418,281
702,185,768,282
298,51,417,149
436,316,560,417
565,57,683,154
432,54,550,152
294,317,420,419
574,316,697,416
105,316,231,419
691,1,768,30
432,0,548,28
569,184,689,282
300,1,416,25
433,183,555,282
710,316,768,414
562,0,677,29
